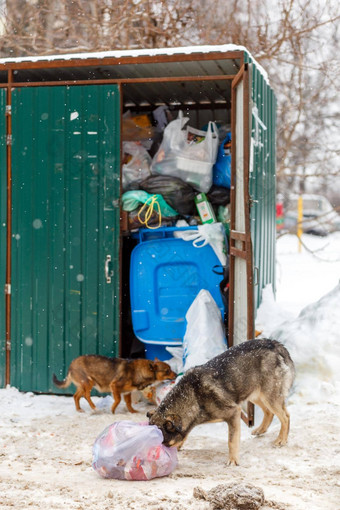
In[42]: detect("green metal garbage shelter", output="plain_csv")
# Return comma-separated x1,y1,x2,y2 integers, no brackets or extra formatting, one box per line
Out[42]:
0,45,276,408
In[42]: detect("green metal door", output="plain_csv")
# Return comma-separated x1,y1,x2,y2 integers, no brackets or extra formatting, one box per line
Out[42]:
10,84,121,393
0,88,6,387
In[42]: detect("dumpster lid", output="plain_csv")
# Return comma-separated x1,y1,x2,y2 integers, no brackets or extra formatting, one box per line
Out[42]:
130,228,224,346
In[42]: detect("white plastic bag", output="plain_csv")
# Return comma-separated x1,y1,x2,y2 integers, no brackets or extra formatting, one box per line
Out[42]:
122,141,152,190
176,122,219,192
155,380,177,405
183,289,227,371
165,346,184,374
151,112,219,192
92,421,178,480
174,223,227,266
151,111,188,176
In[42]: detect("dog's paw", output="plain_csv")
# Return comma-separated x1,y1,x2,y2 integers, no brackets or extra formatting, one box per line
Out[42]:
227,458,239,466
90,407,101,414
251,427,265,436
274,437,287,447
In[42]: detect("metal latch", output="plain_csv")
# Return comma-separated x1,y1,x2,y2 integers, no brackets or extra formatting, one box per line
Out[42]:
104,255,113,283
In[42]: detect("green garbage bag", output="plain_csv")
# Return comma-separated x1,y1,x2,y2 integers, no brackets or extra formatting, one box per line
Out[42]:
122,190,178,217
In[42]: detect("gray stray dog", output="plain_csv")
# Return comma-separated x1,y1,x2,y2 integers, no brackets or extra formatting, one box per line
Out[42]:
148,338,295,466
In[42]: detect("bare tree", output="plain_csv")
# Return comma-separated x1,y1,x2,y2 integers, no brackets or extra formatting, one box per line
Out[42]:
196,0,340,196
0,0,198,55
0,0,339,196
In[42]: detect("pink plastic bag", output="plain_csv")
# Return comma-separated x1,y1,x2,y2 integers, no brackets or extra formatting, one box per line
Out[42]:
92,421,178,481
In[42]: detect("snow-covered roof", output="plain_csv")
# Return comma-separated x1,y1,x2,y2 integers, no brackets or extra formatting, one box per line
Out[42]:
0,44,272,108
0,44,269,83
0,44,248,64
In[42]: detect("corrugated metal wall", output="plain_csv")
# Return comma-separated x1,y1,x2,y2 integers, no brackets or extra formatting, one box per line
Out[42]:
9,84,121,393
0,89,6,386
246,55,277,313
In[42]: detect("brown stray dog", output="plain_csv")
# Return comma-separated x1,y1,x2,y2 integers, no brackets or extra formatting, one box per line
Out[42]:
53,355,176,414
148,338,295,466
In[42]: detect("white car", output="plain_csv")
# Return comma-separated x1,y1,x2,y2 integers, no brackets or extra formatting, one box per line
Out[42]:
284,194,340,236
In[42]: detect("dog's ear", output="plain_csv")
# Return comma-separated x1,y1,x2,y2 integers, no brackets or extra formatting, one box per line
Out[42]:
149,361,156,372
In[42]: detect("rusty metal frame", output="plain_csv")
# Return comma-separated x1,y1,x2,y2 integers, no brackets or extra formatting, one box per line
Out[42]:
5,69,12,386
0,50,245,71
118,82,124,358
229,63,254,346
0,75,236,88
228,63,255,427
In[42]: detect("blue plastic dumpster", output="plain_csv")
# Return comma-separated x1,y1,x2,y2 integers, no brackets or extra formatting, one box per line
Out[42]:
129,227,225,360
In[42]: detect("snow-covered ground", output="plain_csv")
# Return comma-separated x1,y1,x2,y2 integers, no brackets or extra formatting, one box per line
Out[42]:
1,233,340,509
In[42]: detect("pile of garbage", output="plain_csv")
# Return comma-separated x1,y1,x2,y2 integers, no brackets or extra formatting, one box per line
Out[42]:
121,108,231,232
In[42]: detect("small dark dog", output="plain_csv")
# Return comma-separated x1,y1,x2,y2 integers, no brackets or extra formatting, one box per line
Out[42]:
53,355,176,414
148,338,295,466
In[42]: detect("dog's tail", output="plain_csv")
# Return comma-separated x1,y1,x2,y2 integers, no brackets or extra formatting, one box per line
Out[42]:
52,372,72,388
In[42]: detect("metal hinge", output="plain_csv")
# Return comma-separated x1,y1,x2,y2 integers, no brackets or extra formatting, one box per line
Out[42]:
248,198,259,208
6,134,12,145
6,105,11,115
4,283,11,295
